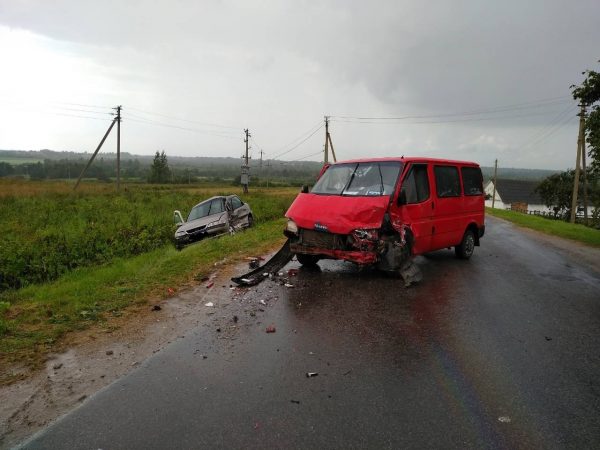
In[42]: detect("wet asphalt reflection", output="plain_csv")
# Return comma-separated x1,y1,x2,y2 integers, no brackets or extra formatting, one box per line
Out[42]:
21,217,600,449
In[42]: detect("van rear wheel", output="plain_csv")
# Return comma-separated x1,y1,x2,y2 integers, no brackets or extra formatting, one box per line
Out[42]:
296,254,320,267
455,229,475,259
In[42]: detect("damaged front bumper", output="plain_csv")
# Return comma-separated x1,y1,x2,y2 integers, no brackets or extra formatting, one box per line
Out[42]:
286,226,408,269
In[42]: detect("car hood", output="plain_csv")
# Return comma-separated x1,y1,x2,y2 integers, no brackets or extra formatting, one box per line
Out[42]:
177,212,228,232
285,193,390,234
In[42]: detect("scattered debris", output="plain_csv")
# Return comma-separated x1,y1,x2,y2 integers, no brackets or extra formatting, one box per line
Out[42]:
290,400,301,404
287,268,299,276
259,299,267,306
52,363,63,370
284,283,294,288
167,287,175,295
306,372,318,378
151,305,162,311
106,350,114,356
249,259,260,269
498,416,511,423
206,282,214,289
216,328,221,333
263,273,269,277
204,302,214,307
545,336,552,341
203,355,208,359
278,272,284,277
266,325,276,333
233,315,239,323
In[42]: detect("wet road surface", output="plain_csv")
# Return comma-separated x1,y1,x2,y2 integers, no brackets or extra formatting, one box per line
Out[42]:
20,217,600,449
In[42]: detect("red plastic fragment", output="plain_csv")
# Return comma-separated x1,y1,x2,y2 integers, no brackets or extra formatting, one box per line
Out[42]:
265,325,276,333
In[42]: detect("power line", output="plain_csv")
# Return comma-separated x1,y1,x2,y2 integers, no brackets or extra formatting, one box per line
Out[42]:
270,123,324,160
126,116,239,139
330,95,572,121
127,106,239,130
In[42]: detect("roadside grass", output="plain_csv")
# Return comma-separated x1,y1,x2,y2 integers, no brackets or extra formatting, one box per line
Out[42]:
0,219,287,381
0,179,297,290
486,207,600,247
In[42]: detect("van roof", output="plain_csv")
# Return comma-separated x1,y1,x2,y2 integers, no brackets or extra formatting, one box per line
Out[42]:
330,156,480,167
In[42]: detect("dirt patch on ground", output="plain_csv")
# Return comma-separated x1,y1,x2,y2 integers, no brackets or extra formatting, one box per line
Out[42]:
0,255,275,449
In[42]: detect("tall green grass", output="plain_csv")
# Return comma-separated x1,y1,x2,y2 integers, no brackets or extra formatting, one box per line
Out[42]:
0,182,296,290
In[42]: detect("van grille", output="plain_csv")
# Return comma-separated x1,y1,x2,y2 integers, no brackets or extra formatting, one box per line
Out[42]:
300,229,342,249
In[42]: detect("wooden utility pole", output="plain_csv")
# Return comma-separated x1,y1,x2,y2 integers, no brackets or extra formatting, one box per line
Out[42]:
570,105,586,223
115,105,122,191
74,118,117,190
323,116,337,164
241,129,250,193
491,159,498,209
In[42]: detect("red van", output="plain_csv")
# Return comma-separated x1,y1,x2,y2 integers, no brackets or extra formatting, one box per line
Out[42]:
284,157,485,276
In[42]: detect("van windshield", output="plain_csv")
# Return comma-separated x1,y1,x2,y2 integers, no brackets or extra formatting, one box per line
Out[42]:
311,162,402,196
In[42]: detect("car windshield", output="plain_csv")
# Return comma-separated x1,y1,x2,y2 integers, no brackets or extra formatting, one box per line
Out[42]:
187,198,224,221
311,162,402,196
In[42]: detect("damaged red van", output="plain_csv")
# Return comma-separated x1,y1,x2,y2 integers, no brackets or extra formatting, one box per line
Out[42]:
284,157,485,277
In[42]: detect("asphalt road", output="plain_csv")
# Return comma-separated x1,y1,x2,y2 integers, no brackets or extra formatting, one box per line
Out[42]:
20,217,600,449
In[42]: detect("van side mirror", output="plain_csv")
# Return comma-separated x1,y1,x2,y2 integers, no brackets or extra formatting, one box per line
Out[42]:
173,210,184,225
397,190,407,206
301,185,309,194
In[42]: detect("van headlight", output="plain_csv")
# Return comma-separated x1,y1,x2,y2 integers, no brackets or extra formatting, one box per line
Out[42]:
286,219,298,234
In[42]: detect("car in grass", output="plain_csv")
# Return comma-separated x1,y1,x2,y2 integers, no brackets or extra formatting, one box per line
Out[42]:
173,195,253,248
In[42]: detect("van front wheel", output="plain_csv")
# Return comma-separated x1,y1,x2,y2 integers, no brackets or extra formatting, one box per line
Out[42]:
296,254,320,267
455,230,475,260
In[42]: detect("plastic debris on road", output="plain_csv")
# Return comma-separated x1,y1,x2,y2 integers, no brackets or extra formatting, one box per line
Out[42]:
287,268,299,276
266,325,276,333
206,281,214,289
306,372,318,378
259,299,267,305
204,302,214,307
284,283,294,288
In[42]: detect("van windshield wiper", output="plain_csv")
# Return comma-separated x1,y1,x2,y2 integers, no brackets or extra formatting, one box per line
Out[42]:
340,164,359,195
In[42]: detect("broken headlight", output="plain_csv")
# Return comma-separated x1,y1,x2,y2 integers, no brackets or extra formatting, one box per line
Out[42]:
286,219,298,234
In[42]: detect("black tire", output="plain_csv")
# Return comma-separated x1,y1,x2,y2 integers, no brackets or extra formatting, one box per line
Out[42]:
247,214,254,228
296,253,320,267
455,229,475,259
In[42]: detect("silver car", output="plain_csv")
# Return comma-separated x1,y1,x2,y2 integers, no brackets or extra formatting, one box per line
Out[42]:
173,195,253,248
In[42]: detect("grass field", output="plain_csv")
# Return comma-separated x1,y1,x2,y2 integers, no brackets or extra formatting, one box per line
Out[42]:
486,207,600,247
0,179,296,290
0,180,297,381
0,157,43,165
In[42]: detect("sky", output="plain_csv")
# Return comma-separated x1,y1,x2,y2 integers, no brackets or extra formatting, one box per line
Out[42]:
0,0,598,170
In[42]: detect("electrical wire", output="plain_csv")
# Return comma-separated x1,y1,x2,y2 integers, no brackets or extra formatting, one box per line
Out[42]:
270,123,324,160
127,106,240,130
330,95,572,121
126,116,239,139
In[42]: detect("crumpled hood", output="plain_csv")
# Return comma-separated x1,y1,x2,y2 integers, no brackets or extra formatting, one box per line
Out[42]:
177,212,227,232
285,193,390,234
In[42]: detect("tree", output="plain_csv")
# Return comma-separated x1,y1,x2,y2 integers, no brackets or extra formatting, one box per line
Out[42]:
571,63,600,174
535,171,577,219
148,150,171,183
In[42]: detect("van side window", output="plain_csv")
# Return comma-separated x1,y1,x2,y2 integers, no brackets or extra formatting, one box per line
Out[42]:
401,164,430,204
434,166,461,197
461,167,483,195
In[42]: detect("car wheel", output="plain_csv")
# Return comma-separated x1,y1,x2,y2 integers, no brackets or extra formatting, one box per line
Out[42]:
296,253,320,266
455,229,475,259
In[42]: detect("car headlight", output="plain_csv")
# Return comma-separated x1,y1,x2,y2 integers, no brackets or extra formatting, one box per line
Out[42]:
286,219,298,234
175,229,187,237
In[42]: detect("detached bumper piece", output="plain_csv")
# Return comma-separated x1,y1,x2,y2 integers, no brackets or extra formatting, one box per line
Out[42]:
231,240,293,286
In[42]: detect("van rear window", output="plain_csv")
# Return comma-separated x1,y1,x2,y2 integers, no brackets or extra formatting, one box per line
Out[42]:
434,166,461,197
461,167,483,195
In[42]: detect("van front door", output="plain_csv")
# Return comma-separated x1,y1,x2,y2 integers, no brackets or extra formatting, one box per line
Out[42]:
390,163,433,254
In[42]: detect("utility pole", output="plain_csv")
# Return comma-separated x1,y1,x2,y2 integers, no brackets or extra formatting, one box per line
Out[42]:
74,105,122,191
115,105,122,191
74,117,117,190
241,129,250,193
491,159,498,209
570,104,586,223
323,116,337,164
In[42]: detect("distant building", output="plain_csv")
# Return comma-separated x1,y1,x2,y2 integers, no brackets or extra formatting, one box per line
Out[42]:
484,179,551,214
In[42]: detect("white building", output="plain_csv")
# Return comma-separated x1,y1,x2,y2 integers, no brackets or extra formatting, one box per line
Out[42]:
484,179,552,214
